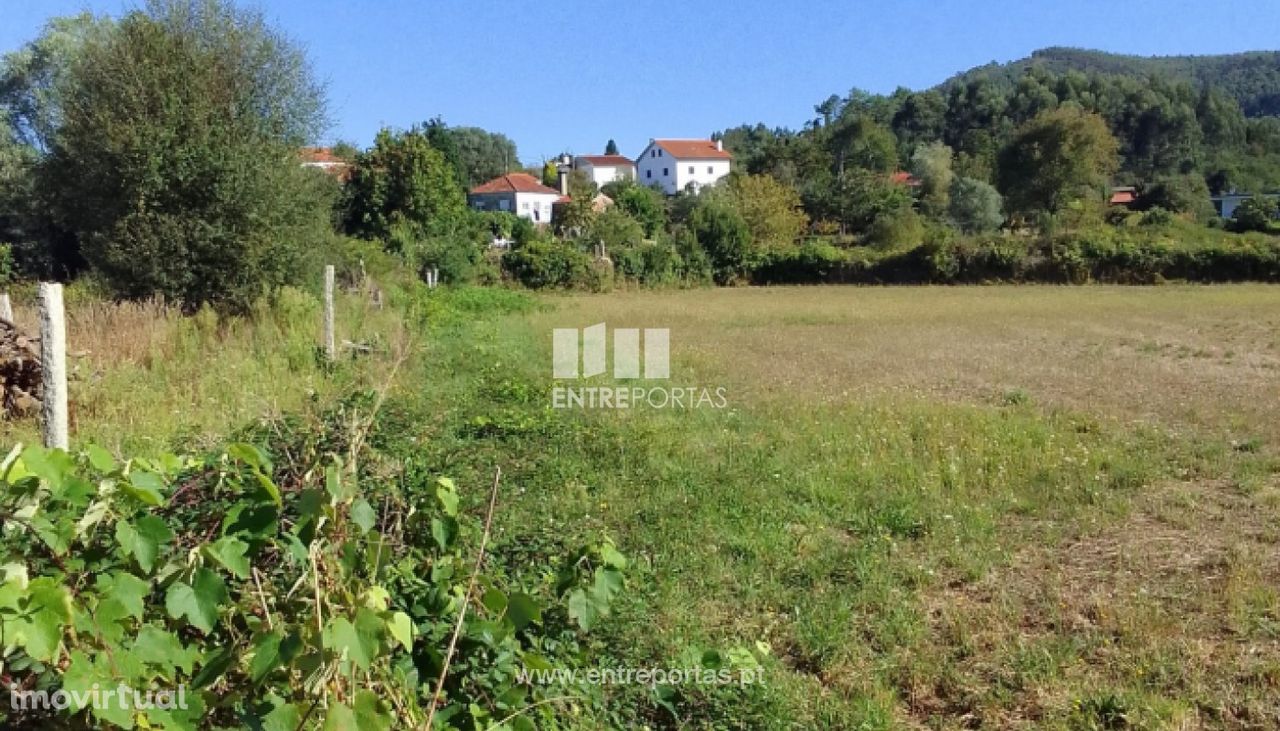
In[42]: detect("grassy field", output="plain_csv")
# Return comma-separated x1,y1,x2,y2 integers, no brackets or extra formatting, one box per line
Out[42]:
435,285,1280,729
8,284,1279,729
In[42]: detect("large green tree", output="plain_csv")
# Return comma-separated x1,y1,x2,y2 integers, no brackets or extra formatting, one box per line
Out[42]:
343,127,466,241
997,106,1119,217
39,0,332,310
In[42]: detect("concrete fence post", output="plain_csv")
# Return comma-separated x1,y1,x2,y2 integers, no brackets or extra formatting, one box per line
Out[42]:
0,293,12,322
39,282,68,450
323,265,336,362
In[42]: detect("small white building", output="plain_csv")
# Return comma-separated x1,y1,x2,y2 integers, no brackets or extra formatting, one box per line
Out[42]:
468,173,563,224
1212,192,1280,220
635,139,732,195
573,154,635,187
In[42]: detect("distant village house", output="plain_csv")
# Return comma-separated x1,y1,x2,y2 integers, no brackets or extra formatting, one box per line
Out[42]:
573,154,635,187
468,173,562,223
635,139,732,195
300,147,351,180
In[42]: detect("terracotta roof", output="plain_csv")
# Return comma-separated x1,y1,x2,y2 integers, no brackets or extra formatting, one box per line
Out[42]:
890,171,921,187
577,154,634,167
1109,190,1138,206
470,173,561,196
300,147,346,165
651,139,731,160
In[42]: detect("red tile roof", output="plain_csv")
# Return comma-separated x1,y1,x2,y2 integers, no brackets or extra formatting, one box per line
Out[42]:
577,154,634,167
470,173,561,196
890,171,921,187
299,147,351,181
1109,187,1138,206
652,139,731,160
300,147,346,165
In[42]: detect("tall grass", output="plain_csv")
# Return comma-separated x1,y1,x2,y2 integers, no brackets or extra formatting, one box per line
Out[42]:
0,283,412,454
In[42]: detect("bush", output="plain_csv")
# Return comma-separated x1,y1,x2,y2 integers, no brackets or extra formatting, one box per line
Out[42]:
866,208,925,250
1231,196,1278,233
502,239,602,290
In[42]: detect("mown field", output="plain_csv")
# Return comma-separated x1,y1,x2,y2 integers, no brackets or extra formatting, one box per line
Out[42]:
5,284,1279,729
480,285,1280,729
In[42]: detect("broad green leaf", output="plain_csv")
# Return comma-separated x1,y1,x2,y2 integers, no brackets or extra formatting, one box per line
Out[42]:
482,587,507,615
353,690,392,731
322,608,383,671
165,568,228,633
191,646,235,689
260,697,302,731
591,566,624,604
507,592,542,631
116,515,174,573
15,578,72,662
75,499,110,538
132,625,197,675
321,702,356,731
250,630,284,683
567,588,596,632
204,536,251,579
255,471,282,507
386,611,413,651
361,585,390,610
96,571,150,620
599,542,627,569
431,516,457,550
124,469,167,506
435,478,459,516
85,445,116,473
227,442,268,470
62,650,135,728
350,498,377,534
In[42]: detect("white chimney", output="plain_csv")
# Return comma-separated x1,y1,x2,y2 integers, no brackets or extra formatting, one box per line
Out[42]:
715,139,723,151
558,168,569,196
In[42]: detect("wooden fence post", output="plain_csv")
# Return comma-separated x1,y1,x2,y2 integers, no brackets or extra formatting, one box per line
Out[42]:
39,282,68,450
0,293,12,322
323,265,336,362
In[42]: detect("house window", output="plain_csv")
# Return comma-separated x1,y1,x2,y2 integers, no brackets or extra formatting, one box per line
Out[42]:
499,199,510,211
646,170,652,179
688,166,694,174
708,166,714,174
663,167,668,176
651,150,656,158
522,202,529,210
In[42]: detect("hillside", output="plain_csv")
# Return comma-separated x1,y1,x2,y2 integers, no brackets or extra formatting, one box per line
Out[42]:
945,47,1280,116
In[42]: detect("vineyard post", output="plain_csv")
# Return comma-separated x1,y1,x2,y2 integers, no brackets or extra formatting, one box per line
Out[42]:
323,265,336,362
39,282,68,450
0,293,11,322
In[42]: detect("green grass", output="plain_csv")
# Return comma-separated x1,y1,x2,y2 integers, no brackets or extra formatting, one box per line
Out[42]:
13,283,1279,728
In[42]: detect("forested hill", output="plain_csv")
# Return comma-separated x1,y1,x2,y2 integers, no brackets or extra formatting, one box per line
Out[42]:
945,47,1280,117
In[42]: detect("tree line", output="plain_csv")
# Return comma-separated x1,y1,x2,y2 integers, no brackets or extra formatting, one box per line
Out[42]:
4,0,1280,312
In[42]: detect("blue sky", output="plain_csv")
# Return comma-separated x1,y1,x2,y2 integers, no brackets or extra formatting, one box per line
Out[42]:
4,0,1280,165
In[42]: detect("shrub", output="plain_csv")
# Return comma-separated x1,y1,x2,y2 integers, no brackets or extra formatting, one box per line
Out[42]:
1231,196,1278,233
866,208,925,251
502,239,599,289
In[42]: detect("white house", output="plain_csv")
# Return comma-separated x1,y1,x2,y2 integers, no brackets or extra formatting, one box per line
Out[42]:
573,154,635,187
634,139,732,195
468,173,563,224
1212,192,1280,220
